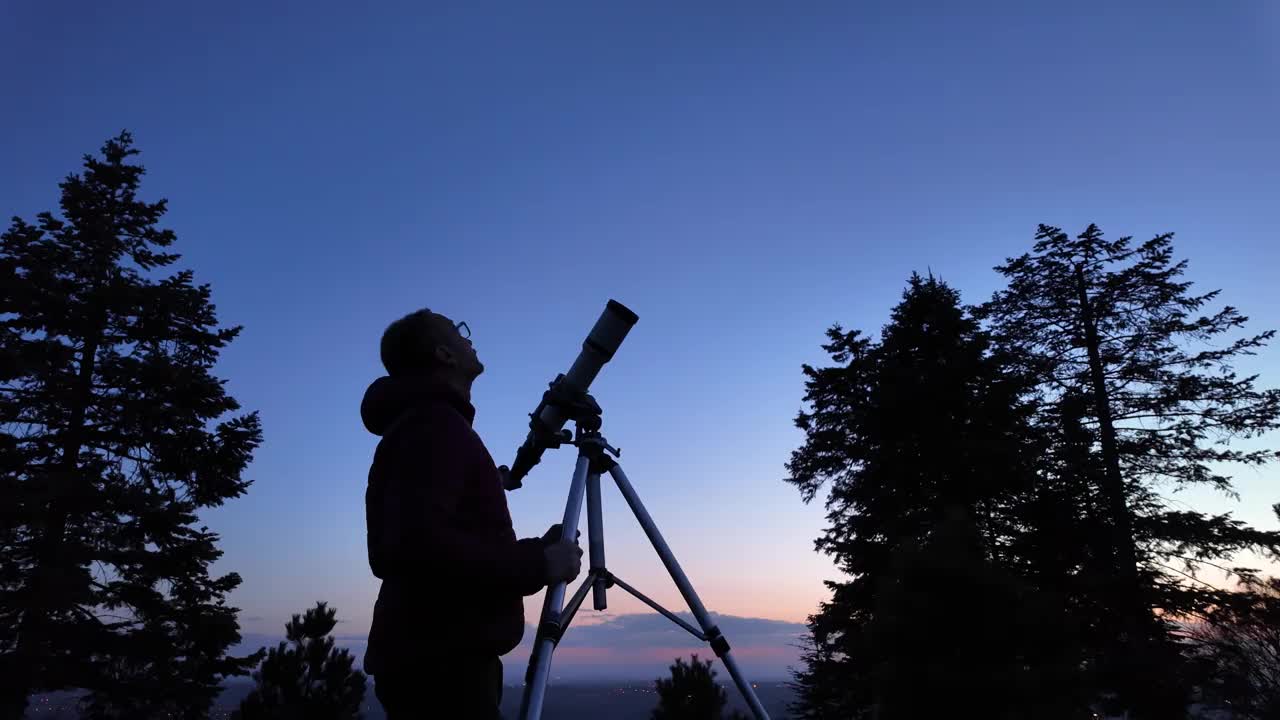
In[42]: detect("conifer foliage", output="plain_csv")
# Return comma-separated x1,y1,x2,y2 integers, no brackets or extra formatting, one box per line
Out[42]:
786,275,1083,718
788,228,1280,717
1,132,263,718
233,602,367,720
980,224,1280,715
652,654,747,720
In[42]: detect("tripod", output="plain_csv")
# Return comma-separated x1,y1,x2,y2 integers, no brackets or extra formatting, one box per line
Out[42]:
516,402,771,720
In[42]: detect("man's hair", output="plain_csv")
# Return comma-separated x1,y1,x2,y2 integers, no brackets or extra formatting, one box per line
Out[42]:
380,308,445,377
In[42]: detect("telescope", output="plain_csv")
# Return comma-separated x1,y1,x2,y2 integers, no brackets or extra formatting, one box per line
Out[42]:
506,300,772,720
501,299,639,490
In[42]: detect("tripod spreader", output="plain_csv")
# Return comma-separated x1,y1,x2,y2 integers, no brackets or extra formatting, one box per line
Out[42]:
526,566,732,661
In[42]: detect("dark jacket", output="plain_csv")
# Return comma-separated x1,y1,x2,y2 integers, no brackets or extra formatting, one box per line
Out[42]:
361,375,547,676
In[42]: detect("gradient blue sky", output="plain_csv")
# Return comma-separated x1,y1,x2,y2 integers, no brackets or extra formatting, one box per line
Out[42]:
4,1,1279,679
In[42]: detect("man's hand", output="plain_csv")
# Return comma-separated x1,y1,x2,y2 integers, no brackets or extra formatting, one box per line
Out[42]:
543,540,583,584
541,523,581,546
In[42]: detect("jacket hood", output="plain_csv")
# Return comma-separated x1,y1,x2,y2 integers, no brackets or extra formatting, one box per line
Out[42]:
360,375,476,435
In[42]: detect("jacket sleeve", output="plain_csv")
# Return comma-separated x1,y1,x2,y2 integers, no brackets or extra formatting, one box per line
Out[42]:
384,405,548,596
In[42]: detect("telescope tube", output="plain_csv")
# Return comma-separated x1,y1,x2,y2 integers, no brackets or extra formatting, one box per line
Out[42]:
505,300,638,489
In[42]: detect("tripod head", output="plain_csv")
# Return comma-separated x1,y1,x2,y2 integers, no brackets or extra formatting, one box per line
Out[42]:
502,374,605,490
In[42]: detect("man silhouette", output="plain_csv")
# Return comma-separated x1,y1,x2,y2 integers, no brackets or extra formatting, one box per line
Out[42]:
362,309,582,719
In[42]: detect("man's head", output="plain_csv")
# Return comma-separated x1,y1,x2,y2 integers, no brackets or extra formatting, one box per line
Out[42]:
380,308,484,386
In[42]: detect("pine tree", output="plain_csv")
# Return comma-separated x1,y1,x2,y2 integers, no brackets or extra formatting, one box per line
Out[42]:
651,654,746,720
233,602,367,720
0,132,263,718
978,223,1280,717
785,274,1082,718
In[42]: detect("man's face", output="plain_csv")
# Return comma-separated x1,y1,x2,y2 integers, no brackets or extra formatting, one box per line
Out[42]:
430,313,484,380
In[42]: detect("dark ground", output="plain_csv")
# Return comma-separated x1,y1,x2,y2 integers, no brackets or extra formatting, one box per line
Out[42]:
26,681,796,718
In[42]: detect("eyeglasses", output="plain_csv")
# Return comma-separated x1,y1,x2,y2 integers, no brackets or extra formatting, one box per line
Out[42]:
455,321,471,340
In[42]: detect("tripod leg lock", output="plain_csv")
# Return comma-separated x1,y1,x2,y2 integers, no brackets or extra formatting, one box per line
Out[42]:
538,619,565,645
705,626,731,658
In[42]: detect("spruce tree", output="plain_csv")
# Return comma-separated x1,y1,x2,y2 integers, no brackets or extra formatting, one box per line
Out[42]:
978,223,1280,717
785,274,1077,718
0,132,263,718
651,654,746,720
233,602,367,720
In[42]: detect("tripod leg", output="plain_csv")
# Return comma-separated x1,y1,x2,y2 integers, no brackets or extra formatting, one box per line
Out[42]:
586,471,607,610
607,463,772,720
519,454,591,720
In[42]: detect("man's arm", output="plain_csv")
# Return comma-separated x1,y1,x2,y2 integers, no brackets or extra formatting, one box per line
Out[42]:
383,404,548,596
